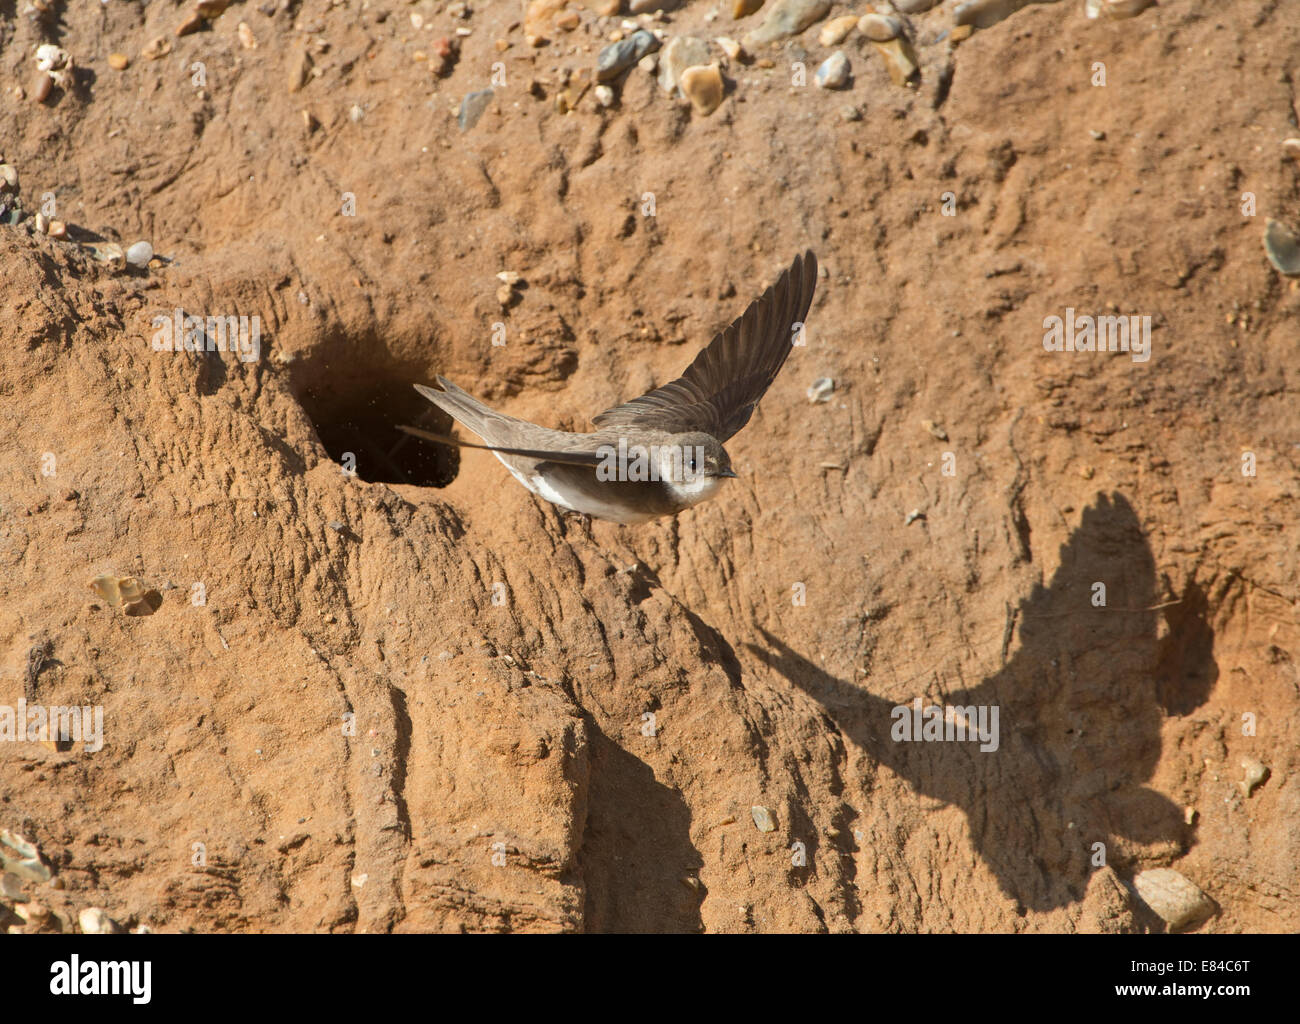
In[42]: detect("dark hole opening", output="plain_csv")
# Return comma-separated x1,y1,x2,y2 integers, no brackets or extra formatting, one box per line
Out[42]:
294,360,460,488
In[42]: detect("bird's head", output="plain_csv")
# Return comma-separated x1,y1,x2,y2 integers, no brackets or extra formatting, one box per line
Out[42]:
665,433,736,484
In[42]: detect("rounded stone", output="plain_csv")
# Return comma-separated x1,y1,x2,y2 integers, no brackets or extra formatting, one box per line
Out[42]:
126,241,154,267
859,13,902,42
679,63,724,116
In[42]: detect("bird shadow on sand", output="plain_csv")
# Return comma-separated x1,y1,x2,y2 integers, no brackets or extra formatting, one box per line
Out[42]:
578,720,705,932
747,492,1218,914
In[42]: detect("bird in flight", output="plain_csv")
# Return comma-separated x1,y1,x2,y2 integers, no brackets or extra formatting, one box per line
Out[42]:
400,250,818,524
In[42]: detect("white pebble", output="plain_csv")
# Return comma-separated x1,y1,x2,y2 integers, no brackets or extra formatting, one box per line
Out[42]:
807,377,835,402
815,52,850,90
126,241,153,267
78,907,123,934
750,805,776,832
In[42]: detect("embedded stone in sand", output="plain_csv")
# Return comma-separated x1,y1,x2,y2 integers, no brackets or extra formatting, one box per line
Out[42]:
1264,219,1300,277
89,574,161,615
1131,868,1215,931
680,64,725,116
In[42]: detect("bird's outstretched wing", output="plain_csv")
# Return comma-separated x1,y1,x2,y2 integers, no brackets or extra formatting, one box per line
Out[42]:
591,250,818,441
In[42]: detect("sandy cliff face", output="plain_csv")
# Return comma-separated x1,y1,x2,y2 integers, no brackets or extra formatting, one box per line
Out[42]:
0,0,1296,932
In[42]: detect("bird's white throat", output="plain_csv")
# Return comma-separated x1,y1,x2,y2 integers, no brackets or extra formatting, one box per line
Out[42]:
664,471,726,507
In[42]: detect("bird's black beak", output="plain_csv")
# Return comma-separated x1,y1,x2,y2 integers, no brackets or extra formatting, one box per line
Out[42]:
718,468,738,478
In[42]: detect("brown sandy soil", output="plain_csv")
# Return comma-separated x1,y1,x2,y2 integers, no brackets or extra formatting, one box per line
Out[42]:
0,0,1297,933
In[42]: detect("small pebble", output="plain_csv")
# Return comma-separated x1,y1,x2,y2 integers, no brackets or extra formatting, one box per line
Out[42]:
458,88,494,132
1282,138,1300,160
89,242,126,271
715,36,743,61
15,902,50,928
1263,219,1300,277
90,574,154,613
807,377,834,403
1240,757,1269,797
1090,129,1106,141
287,48,312,92
679,63,724,116
594,84,614,107
815,51,849,90
905,508,925,525
870,36,919,87
750,805,777,832
142,36,172,61
819,15,858,47
1132,869,1215,931
176,11,205,36
920,419,948,440
47,220,67,240
859,13,902,43
1,830,51,883
126,241,153,267
78,907,124,935
35,44,68,72
107,53,129,71
596,29,660,82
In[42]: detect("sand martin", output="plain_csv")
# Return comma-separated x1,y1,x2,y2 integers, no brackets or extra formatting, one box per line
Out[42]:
400,251,818,524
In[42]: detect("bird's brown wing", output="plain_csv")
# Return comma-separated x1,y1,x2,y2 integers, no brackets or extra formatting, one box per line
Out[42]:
591,250,818,441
